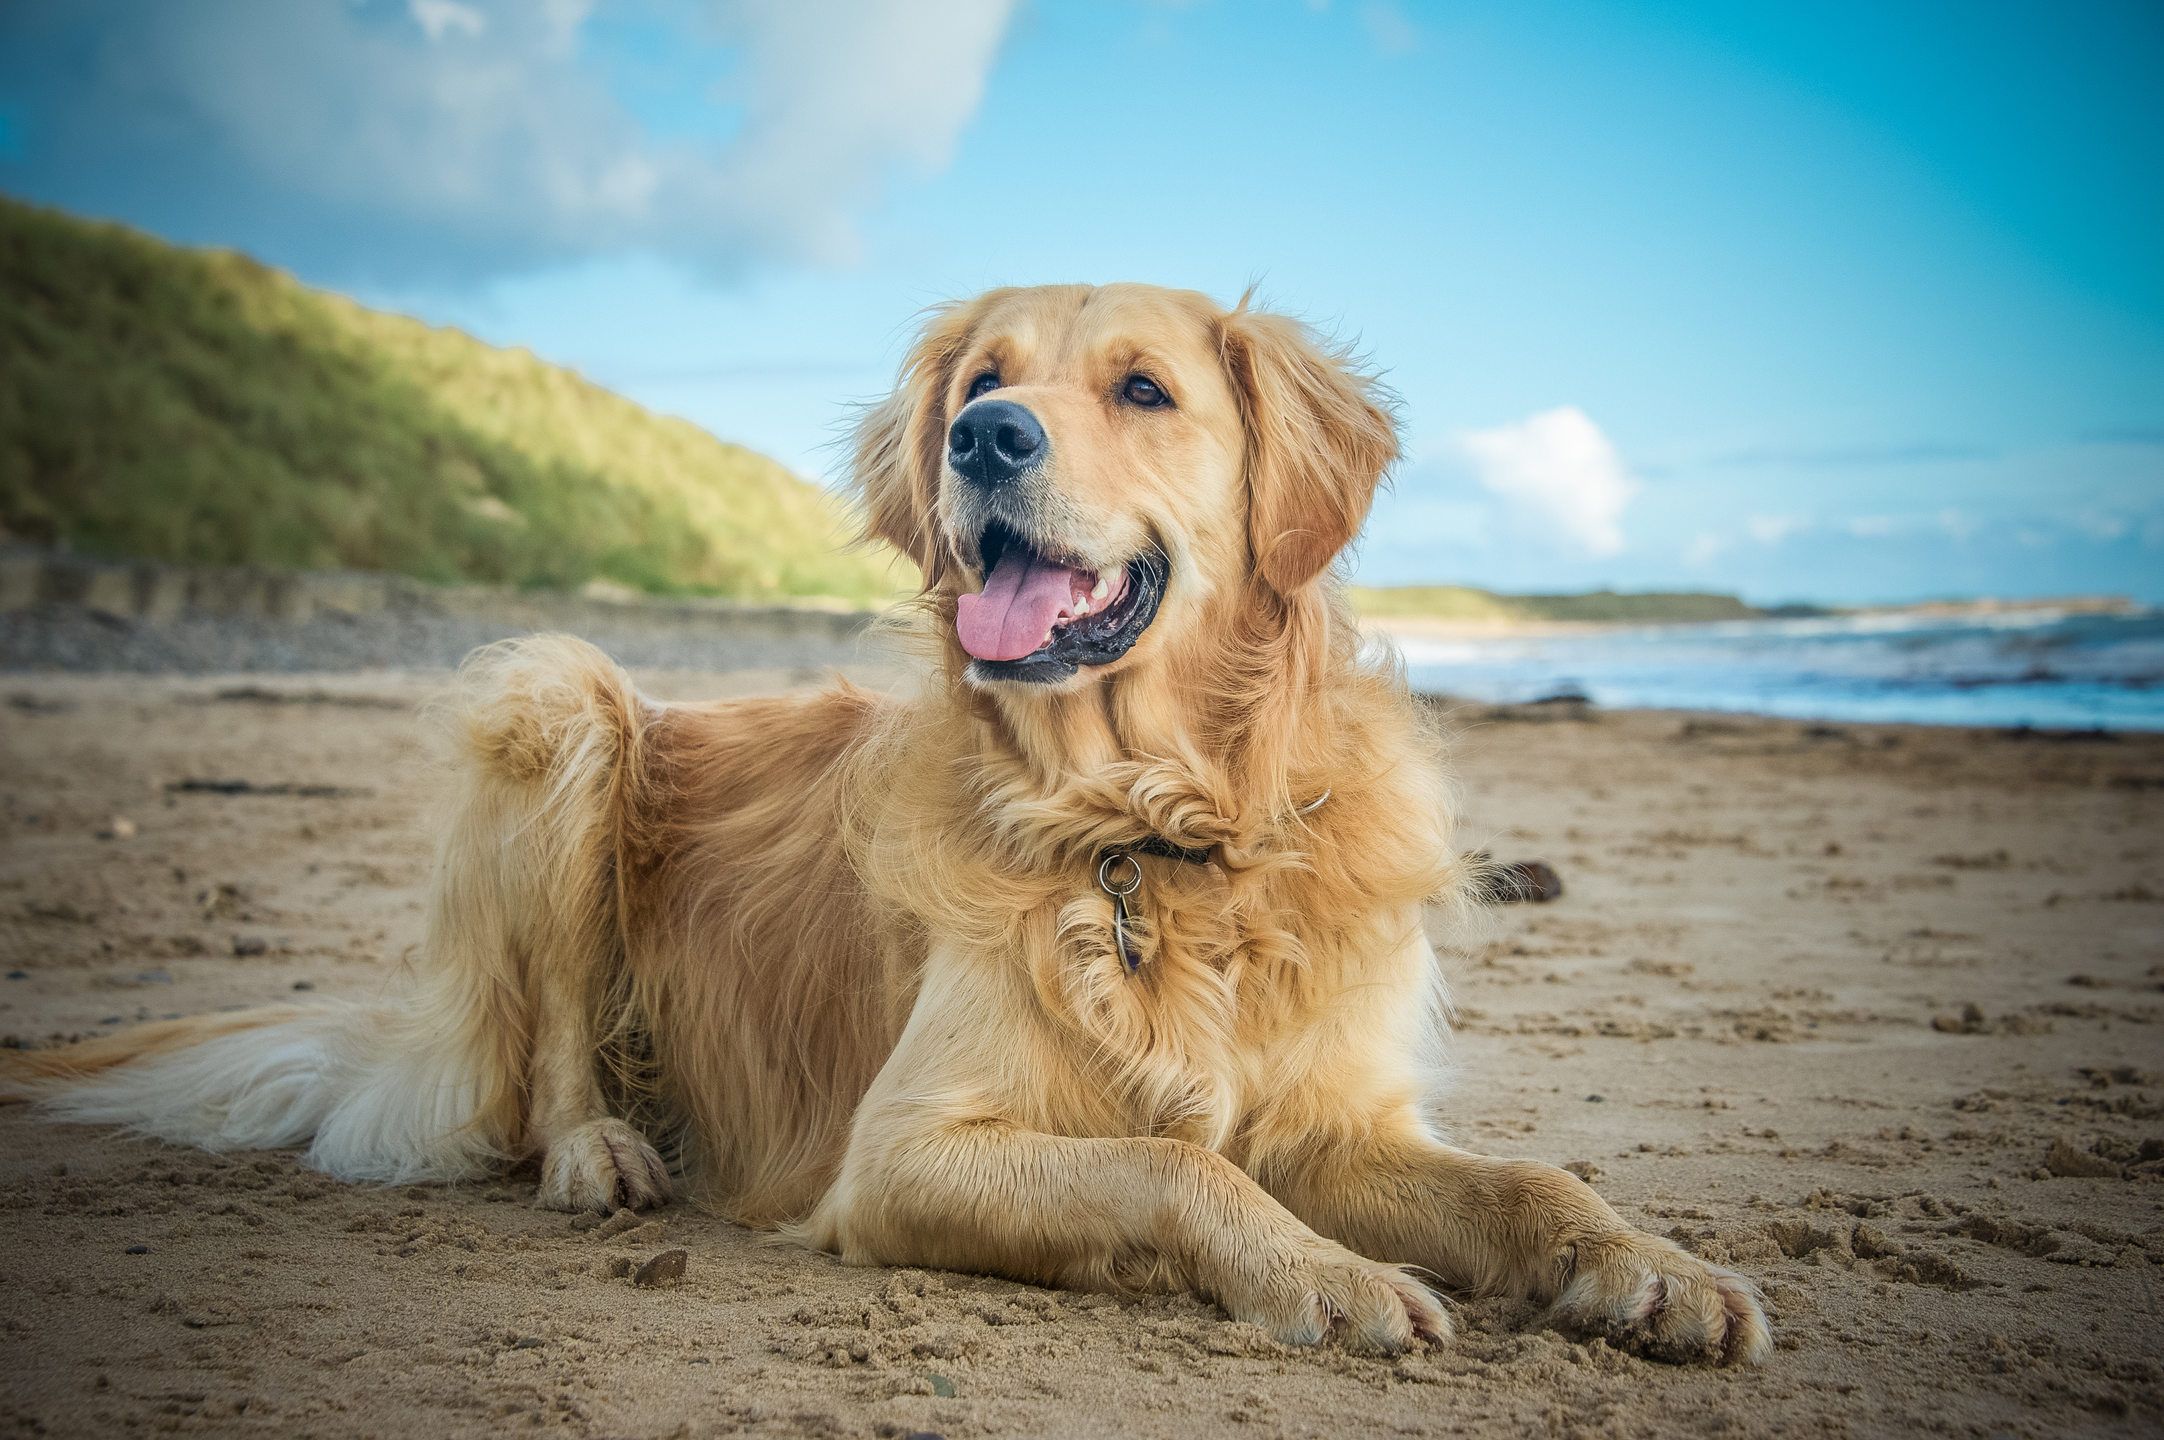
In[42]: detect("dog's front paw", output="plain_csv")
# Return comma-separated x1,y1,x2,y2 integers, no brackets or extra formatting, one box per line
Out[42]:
1550,1231,1770,1366
537,1118,672,1213
1222,1242,1453,1355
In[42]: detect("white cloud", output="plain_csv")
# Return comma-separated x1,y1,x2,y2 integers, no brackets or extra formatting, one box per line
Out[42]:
1682,532,1728,568
2074,510,2129,541
1453,407,1638,556
1359,2,1419,55
0,0,1018,283
410,0,487,43
713,0,1014,263
1841,510,1979,542
1745,514,1809,546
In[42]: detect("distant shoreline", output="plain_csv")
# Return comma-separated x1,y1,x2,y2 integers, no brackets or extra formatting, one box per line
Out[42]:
7,554,2155,730
1367,615,1618,642
1353,586,2141,633
1382,603,2162,733
1364,594,2146,644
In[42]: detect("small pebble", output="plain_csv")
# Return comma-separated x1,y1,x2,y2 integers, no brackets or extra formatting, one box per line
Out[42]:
232,936,269,957
1480,858,1565,904
96,817,138,841
2043,1137,2120,1179
291,979,315,991
1585,1094,1605,1103
633,1248,689,1289
510,1336,545,1350
5,970,25,981
125,1245,149,1255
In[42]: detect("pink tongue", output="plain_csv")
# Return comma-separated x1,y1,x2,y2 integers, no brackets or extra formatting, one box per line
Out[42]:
957,550,1090,662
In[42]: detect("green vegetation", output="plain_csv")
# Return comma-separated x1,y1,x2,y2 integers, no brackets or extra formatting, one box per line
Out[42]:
0,197,900,605
1351,584,1768,624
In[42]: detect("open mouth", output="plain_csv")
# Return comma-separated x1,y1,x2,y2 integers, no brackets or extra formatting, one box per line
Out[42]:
956,520,1166,683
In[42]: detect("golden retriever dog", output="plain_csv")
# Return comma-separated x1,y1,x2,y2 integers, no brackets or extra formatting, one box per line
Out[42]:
5,284,1769,1364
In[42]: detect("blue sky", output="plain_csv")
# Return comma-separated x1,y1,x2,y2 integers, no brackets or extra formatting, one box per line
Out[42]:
4,1,2161,605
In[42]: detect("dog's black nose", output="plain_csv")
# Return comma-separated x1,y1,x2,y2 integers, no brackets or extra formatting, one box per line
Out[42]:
948,399,1046,487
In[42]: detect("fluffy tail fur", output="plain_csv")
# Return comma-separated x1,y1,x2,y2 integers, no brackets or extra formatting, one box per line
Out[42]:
0,635,646,1186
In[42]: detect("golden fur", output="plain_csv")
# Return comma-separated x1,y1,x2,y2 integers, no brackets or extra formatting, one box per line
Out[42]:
6,284,1770,1364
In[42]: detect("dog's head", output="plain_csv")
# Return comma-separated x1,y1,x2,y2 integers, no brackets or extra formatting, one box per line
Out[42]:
854,284,1397,687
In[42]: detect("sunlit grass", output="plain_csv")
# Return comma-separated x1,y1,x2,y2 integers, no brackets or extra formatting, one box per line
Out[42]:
0,196,903,606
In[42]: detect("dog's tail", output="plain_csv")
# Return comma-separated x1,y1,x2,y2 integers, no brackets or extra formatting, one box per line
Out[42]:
0,999,501,1182
1,635,646,1184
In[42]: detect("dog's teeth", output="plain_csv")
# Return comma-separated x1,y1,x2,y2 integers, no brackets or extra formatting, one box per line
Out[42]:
1091,576,1109,601
1073,596,1092,616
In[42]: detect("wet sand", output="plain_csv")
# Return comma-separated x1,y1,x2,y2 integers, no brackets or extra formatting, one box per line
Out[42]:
2,664,2160,1438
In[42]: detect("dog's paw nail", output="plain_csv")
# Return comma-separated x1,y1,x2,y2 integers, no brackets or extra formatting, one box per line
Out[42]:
537,1119,671,1214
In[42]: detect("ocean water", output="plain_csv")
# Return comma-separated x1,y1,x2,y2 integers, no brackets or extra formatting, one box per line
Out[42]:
1392,608,2164,731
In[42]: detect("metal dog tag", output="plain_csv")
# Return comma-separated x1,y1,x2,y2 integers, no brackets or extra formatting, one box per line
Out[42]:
1096,851,1144,972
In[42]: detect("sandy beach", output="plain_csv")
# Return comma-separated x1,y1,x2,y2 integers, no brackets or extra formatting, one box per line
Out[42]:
2,657,2160,1438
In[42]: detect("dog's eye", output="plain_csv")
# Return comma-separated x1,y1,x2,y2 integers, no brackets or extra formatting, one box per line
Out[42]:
1121,374,1171,409
966,372,1001,401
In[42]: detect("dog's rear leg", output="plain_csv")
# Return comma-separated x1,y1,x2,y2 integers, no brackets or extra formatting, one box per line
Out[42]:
529,987,670,1214
455,637,673,1214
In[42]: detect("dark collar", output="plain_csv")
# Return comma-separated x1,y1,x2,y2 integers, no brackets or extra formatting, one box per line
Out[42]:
1094,791,1329,973
1123,834,1215,867
1103,788,1331,874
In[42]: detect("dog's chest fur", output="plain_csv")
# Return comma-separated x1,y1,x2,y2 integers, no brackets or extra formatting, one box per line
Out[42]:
1027,843,1431,1152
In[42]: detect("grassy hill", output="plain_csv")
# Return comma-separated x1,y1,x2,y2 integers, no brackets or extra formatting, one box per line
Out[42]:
0,197,898,605
1351,584,1767,624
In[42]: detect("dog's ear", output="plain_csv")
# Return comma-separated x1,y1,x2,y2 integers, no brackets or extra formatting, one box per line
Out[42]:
1221,307,1400,594
851,300,979,589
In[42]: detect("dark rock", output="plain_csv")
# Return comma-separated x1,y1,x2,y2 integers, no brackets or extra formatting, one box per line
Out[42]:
1472,857,1564,904
632,1247,689,1289
167,777,371,799
1998,725,2120,744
